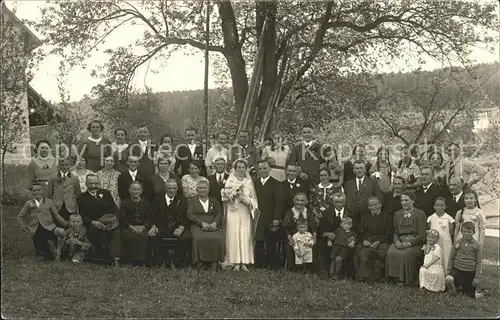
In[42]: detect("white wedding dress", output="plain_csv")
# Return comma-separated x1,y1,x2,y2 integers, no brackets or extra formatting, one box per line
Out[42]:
223,172,258,265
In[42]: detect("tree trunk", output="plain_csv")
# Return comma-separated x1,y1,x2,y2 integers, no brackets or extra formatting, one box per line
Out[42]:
255,1,277,139
1,150,6,195
218,2,249,120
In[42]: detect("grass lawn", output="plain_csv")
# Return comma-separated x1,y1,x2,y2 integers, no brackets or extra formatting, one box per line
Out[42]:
2,205,499,318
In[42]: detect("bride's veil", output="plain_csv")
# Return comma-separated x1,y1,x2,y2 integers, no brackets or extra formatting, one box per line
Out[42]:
227,158,259,213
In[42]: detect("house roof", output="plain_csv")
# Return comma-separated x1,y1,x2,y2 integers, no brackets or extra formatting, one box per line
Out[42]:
27,85,51,109
1,2,42,50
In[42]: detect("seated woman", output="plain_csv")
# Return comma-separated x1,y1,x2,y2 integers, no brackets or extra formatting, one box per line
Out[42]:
71,157,94,193
386,191,426,286
310,168,342,223
119,181,151,265
356,197,393,282
187,180,225,270
182,162,209,199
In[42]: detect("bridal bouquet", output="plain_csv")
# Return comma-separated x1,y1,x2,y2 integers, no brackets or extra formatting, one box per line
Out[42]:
221,184,251,207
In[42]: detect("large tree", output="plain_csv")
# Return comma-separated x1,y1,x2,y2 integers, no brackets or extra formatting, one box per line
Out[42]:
32,0,497,137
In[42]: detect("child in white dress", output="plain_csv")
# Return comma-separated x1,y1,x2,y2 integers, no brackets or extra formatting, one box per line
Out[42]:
454,190,486,249
292,223,314,273
419,229,445,292
427,197,455,271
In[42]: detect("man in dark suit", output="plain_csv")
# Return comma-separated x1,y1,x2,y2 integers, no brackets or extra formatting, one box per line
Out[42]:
415,166,445,217
287,123,325,184
281,164,310,214
46,157,81,221
207,157,229,206
77,174,121,266
174,127,206,177
130,126,157,178
229,130,259,173
149,179,191,268
345,160,383,226
118,156,153,202
253,159,284,269
446,177,465,220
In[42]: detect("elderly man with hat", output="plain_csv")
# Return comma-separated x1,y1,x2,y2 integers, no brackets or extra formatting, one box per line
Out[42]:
77,173,122,267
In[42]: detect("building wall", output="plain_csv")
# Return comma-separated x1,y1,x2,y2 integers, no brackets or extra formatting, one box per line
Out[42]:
3,90,31,165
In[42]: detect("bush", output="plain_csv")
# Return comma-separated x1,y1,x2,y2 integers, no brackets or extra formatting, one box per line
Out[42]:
1,164,30,205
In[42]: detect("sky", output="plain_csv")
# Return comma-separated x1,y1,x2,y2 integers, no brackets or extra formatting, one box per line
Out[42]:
7,0,500,103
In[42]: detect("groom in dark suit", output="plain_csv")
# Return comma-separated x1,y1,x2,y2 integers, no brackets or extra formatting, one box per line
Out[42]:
253,159,284,269
207,157,229,206
281,164,310,214
77,174,121,266
345,160,383,228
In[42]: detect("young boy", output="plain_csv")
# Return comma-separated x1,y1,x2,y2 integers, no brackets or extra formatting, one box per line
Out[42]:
329,216,357,280
292,223,315,274
17,181,68,261
56,213,92,263
446,221,482,298
282,192,317,271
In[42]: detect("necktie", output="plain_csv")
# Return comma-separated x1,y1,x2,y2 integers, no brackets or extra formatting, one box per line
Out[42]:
167,198,171,206
448,162,455,180
218,174,223,184
357,179,361,191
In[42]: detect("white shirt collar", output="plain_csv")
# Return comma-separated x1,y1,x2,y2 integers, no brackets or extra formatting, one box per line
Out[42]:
335,207,344,215
292,207,307,220
129,170,138,178
217,172,225,180
318,182,333,188
139,139,148,145
454,191,463,201
60,171,69,177
165,194,173,204
199,198,209,212
34,198,43,207
88,136,103,143
423,182,433,189
288,178,297,184
261,176,270,185
303,140,314,147
357,176,365,183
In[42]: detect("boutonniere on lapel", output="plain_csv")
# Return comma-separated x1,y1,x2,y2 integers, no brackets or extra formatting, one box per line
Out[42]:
98,192,104,199
296,183,301,188
455,243,460,250
29,200,37,209
209,202,215,212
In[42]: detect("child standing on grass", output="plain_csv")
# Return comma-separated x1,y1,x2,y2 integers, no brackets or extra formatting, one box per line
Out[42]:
427,197,454,271
419,229,445,292
292,222,315,273
454,190,486,250
17,181,68,261
56,214,92,263
329,216,357,280
446,222,482,298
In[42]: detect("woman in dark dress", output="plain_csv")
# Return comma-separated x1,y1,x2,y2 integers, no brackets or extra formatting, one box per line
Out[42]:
187,180,225,270
119,181,151,265
310,168,343,223
386,191,426,286
356,197,393,282
81,120,112,172
111,128,129,173
383,176,405,216
151,157,181,198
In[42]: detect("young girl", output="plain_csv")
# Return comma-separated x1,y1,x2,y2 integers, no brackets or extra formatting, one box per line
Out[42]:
292,223,315,273
427,197,454,271
56,214,92,263
419,229,445,292
454,189,486,249
446,222,482,298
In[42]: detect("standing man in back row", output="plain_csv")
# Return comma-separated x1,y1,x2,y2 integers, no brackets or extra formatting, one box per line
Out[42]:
230,130,259,173
446,143,487,190
287,123,325,184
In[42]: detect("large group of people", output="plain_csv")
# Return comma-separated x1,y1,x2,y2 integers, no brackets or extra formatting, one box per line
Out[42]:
18,121,489,297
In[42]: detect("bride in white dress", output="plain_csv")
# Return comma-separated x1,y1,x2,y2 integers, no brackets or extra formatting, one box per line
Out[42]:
223,159,259,271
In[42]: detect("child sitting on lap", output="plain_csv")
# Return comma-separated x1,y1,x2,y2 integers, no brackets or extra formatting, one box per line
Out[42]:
17,181,68,261
56,213,92,263
446,221,482,298
329,216,357,280
292,222,315,274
